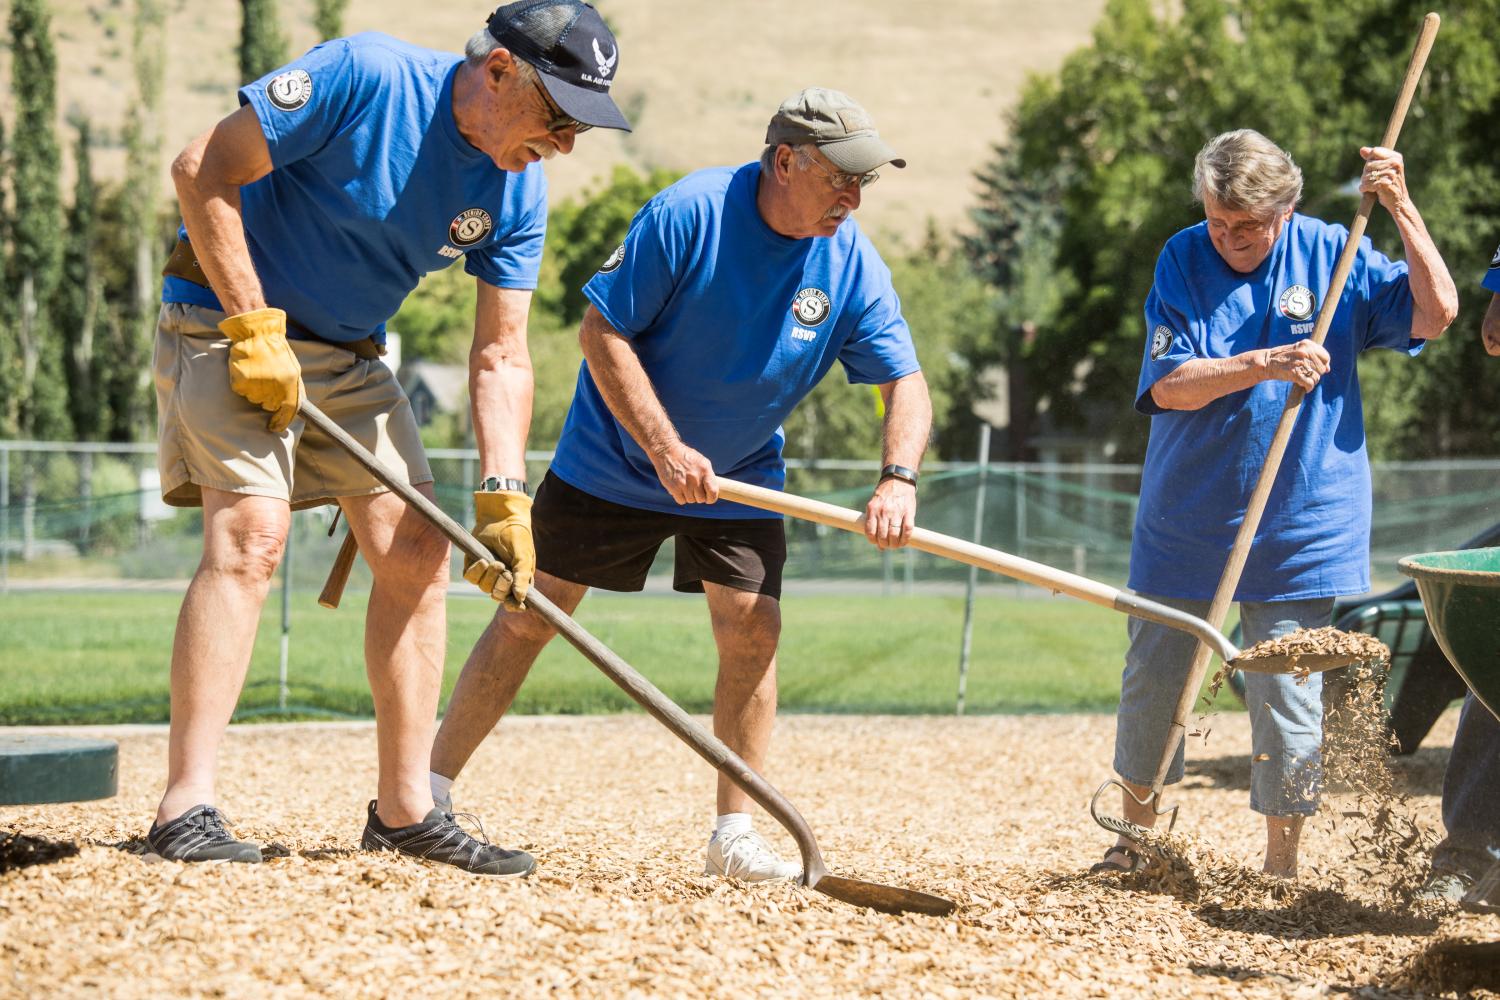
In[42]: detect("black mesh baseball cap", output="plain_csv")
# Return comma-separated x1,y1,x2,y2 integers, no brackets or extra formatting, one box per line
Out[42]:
486,1,630,132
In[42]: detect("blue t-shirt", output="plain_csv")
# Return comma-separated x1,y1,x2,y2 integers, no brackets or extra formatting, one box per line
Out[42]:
1129,214,1418,601
1484,241,1500,294
550,162,920,518
163,33,548,343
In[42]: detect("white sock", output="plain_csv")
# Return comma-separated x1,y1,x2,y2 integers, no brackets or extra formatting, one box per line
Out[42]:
430,771,454,810
714,813,752,841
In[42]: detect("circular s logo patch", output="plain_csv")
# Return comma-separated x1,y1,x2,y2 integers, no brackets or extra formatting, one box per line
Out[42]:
791,287,831,327
1490,243,1500,269
448,208,493,249
266,70,313,112
1150,325,1174,360
599,243,625,273
1278,284,1316,321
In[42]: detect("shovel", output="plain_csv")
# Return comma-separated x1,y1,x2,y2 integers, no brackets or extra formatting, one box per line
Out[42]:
712,477,1365,676
297,398,955,917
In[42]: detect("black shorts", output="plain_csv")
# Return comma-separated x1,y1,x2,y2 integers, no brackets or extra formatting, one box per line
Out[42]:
532,472,786,599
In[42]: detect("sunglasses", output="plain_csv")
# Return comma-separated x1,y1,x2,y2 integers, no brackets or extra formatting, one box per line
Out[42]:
799,153,879,191
533,80,593,134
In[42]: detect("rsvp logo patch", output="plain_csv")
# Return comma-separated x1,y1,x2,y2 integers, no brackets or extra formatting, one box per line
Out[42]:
1278,284,1316,321
1149,324,1174,360
448,209,493,249
791,288,831,327
266,70,313,112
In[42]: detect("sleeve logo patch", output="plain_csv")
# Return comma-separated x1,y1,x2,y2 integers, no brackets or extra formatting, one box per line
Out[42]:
266,69,313,112
1278,284,1316,321
1490,243,1500,269
599,243,625,273
1150,325,1174,360
791,287,832,327
448,208,493,248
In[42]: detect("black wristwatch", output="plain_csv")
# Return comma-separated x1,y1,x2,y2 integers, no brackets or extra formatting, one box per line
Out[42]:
878,464,919,490
478,475,529,495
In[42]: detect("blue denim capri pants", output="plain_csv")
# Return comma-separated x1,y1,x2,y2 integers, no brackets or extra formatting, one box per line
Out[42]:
1113,593,1334,817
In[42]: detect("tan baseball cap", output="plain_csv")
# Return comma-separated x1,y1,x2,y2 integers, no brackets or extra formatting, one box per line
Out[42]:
765,88,906,175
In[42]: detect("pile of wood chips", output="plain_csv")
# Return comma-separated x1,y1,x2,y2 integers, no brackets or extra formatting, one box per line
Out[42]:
1,711,1494,998
1236,628,1392,678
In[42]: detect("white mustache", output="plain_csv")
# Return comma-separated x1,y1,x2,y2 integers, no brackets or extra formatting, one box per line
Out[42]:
823,206,850,221
525,140,558,160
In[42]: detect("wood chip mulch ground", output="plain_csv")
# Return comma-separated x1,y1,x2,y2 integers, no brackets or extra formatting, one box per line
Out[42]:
2,711,1495,998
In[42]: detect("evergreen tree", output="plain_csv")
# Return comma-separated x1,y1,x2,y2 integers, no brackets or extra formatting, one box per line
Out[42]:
0,115,15,439
107,0,167,442
313,0,348,41
239,0,289,84
7,0,69,441
56,119,104,441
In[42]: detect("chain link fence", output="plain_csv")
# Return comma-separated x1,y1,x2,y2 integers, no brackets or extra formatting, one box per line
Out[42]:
2,442,1496,595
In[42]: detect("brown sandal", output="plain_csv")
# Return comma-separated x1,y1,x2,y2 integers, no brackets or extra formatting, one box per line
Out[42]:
1089,845,1143,874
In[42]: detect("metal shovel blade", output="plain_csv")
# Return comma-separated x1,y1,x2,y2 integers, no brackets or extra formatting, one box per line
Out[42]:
1225,651,1369,674
812,874,956,917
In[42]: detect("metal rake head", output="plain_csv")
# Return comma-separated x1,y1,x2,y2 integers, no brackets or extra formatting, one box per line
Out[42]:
1089,779,1178,844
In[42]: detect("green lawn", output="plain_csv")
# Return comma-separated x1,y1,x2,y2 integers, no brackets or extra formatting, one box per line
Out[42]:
0,590,1162,723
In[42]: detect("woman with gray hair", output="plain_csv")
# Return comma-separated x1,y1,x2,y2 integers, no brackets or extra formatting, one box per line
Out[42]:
1093,129,1457,878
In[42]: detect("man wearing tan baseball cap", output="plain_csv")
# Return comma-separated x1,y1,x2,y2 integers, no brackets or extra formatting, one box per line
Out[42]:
433,87,932,884
765,87,907,175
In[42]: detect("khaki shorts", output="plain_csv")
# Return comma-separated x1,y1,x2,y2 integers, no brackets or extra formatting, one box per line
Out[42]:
153,302,433,510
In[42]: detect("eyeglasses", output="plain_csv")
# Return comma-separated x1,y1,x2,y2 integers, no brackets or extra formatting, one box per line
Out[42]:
532,80,592,134
798,152,879,191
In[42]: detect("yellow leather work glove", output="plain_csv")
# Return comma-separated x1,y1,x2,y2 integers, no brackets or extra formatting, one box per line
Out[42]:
463,490,535,612
219,307,303,433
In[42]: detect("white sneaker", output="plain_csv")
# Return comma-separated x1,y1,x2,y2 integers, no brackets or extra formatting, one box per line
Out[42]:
704,829,801,883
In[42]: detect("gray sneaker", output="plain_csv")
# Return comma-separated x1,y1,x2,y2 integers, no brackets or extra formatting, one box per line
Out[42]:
360,801,534,877
146,805,263,863
1415,870,1474,905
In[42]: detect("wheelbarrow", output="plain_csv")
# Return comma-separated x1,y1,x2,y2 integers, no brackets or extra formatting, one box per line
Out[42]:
1399,546,1500,917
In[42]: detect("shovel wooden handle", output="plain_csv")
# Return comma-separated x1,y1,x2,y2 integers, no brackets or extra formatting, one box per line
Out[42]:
295,399,831,889
714,476,1246,664
318,530,360,610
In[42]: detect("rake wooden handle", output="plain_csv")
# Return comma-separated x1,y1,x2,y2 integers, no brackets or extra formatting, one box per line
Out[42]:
1148,11,1440,796
318,530,360,610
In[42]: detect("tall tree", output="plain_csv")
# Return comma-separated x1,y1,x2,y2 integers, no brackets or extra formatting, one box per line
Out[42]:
56,119,105,441
239,0,289,84
313,0,348,41
7,0,69,442
0,115,15,439
106,0,168,442
971,0,1500,460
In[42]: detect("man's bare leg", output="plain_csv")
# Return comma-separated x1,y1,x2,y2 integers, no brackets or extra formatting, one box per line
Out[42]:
703,583,781,816
342,486,455,829
1264,814,1304,878
157,489,290,825
430,570,589,782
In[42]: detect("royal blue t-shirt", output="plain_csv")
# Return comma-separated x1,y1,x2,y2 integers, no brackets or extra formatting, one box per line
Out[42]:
1484,241,1500,294
162,33,548,343
550,162,920,518
1129,214,1418,601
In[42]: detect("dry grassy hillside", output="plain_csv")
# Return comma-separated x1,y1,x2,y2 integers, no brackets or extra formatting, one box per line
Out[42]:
7,0,1105,241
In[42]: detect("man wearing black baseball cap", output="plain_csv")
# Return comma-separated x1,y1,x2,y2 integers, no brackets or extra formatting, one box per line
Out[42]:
434,88,931,884
486,0,630,131
144,2,626,875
